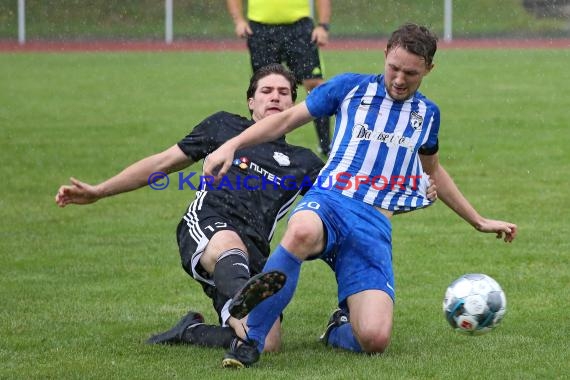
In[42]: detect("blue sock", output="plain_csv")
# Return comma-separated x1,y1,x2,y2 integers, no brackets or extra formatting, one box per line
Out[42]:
327,323,363,352
246,244,302,352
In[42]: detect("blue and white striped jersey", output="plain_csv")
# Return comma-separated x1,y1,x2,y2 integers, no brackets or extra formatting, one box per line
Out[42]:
306,73,440,212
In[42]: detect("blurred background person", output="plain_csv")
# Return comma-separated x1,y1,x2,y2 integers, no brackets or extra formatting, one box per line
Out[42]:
227,0,332,156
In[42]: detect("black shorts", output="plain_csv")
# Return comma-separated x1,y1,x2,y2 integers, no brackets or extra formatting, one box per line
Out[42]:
247,17,324,83
176,207,268,325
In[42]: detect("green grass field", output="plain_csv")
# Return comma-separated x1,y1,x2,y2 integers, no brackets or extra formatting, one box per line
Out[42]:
1,47,569,379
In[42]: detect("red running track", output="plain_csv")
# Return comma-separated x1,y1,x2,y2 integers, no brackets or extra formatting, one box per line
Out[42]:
1,38,569,52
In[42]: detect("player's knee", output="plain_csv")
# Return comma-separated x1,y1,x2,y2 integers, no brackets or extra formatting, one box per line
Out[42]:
283,221,321,253
354,325,391,354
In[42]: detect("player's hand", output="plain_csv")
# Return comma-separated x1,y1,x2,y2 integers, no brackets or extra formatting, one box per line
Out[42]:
426,177,437,202
234,20,252,38
55,177,101,207
475,219,518,243
203,144,236,183
312,26,329,47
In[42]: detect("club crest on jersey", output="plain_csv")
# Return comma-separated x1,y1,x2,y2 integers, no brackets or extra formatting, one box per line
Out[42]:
232,157,250,171
273,152,290,167
410,111,423,131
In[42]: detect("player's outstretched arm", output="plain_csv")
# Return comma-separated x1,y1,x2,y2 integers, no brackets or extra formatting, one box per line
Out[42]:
204,103,313,180
420,153,517,243
473,218,517,242
55,177,103,207
55,145,191,208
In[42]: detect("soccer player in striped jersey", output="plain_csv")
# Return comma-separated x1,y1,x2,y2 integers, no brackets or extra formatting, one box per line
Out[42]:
203,23,518,368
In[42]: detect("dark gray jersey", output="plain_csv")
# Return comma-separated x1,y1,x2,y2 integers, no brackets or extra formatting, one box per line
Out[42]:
177,111,324,256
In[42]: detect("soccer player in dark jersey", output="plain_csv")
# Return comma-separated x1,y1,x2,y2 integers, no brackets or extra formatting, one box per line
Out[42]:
226,0,332,156
204,24,518,368
55,64,324,352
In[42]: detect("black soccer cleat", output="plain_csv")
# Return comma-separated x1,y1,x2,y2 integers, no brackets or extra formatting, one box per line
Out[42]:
228,271,287,320
146,310,205,345
319,308,349,345
222,338,260,369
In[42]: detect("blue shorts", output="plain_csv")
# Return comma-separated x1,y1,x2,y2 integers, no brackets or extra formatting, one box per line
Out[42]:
291,189,395,306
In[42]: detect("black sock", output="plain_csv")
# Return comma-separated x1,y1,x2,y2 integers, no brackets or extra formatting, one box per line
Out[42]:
182,324,236,348
213,248,250,299
314,116,331,154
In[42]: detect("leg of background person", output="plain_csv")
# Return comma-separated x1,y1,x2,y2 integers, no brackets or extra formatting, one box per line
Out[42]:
303,78,331,155
247,22,281,74
314,116,331,155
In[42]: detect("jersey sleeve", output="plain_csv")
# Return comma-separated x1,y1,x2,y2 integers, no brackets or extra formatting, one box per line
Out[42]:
176,112,226,162
419,103,441,155
305,73,364,118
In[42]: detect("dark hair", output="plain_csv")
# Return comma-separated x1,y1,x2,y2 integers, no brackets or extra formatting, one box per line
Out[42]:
246,63,298,102
387,23,438,66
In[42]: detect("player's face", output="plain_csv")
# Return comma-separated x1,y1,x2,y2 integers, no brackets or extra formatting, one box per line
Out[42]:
383,46,434,101
248,74,294,121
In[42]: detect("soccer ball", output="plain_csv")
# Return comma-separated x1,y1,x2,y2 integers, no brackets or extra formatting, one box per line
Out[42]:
442,273,507,335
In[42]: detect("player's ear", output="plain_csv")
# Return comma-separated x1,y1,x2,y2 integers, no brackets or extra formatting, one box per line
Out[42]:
425,62,435,75
247,97,254,112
